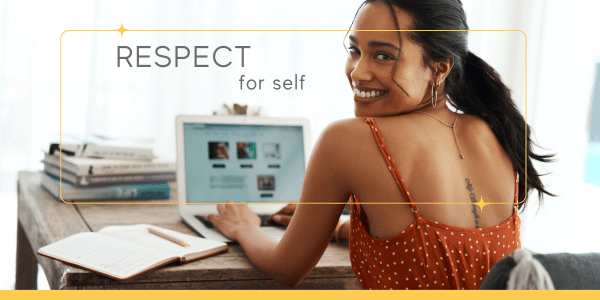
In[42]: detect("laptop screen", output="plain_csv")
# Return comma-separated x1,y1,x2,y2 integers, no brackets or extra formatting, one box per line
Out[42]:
183,123,306,203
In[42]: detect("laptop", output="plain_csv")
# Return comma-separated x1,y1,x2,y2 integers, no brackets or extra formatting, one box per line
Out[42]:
176,115,312,243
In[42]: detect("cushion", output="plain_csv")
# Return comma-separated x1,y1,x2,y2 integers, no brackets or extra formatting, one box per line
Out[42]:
480,252,600,289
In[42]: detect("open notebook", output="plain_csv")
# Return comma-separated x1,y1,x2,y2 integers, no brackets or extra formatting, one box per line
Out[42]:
37,224,229,281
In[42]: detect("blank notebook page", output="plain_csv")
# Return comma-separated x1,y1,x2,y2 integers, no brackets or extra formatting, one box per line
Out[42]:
38,232,175,279
98,224,227,258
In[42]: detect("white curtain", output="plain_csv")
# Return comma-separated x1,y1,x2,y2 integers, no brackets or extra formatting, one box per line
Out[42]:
1,0,599,289
463,0,600,254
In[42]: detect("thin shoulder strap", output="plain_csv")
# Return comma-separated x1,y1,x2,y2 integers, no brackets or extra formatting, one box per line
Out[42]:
364,116,422,219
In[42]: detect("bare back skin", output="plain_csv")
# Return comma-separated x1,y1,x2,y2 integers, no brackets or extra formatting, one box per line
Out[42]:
338,111,515,239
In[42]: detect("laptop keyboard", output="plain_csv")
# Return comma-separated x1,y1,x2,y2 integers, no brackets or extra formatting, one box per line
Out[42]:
196,214,273,229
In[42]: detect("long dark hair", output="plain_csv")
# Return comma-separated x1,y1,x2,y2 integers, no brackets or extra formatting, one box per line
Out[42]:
349,0,555,210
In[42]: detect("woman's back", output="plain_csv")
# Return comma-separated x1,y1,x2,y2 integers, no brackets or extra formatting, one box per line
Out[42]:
338,112,517,240
344,113,520,290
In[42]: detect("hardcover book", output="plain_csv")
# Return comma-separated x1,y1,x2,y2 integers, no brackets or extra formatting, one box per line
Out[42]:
40,172,171,201
43,163,176,187
43,153,176,176
49,133,154,161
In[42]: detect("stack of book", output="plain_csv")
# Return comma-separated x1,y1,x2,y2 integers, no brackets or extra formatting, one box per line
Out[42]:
41,134,176,202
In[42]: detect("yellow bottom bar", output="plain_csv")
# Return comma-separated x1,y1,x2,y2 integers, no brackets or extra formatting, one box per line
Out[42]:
3,290,600,300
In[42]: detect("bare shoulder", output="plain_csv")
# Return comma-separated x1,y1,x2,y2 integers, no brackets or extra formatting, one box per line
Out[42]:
324,115,419,138
319,115,427,151
460,113,494,134
320,117,372,141
311,117,375,169
459,113,502,147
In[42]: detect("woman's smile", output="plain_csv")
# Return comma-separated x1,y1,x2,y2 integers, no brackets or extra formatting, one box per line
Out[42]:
353,87,389,103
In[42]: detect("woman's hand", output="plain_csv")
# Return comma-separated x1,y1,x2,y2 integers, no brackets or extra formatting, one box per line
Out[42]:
267,204,297,226
206,200,261,240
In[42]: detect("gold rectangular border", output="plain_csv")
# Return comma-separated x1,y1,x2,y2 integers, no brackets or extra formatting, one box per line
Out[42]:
59,29,527,205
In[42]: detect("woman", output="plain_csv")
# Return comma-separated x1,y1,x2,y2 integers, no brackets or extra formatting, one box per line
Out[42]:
206,0,553,290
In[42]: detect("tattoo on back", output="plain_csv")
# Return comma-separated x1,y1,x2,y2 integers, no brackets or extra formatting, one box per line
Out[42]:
465,178,480,228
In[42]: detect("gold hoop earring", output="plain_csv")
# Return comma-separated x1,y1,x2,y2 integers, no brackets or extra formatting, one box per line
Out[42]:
431,79,438,108
435,81,438,106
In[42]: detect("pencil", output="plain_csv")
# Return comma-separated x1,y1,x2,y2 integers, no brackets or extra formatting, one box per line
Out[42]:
147,228,190,247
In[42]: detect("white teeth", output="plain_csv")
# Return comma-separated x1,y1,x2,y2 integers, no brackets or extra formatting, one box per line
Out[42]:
354,89,387,98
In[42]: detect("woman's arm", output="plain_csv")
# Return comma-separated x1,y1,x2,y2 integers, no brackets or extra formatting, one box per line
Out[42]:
207,121,354,287
269,205,352,242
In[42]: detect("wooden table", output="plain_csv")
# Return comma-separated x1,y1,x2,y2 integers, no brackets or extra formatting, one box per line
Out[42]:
15,171,360,290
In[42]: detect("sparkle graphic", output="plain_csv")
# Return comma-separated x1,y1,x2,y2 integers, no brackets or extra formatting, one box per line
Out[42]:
117,23,127,38
474,195,489,212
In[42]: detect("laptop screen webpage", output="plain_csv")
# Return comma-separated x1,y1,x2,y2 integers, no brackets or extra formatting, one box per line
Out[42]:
183,123,306,203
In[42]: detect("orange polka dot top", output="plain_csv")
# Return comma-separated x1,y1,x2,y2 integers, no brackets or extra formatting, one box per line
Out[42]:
348,117,521,290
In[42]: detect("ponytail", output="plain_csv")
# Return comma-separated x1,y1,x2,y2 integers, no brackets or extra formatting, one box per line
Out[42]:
447,52,555,210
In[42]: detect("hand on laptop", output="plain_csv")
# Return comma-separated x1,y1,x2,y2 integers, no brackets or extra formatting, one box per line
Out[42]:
268,204,297,226
206,200,261,240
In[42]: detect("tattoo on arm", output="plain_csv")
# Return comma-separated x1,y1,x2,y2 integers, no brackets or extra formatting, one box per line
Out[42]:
465,178,480,228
